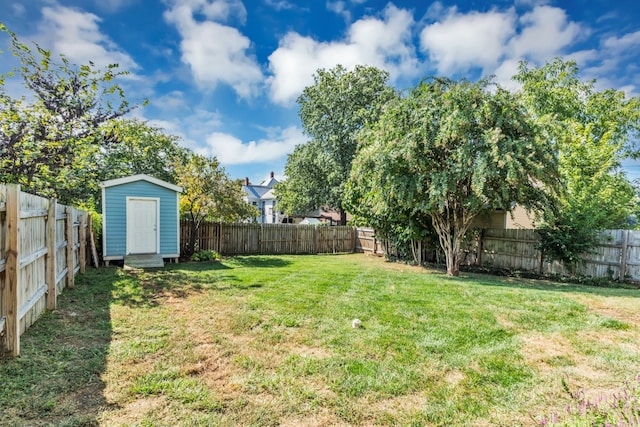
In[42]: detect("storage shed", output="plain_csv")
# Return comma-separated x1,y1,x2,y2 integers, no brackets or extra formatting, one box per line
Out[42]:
100,174,182,265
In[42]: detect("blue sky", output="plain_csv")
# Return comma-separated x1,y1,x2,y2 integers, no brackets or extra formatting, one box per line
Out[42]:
1,0,639,183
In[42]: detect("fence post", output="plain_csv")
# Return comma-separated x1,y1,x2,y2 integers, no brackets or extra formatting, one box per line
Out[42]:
46,198,57,310
537,235,544,275
218,222,223,254
620,230,629,281
66,206,75,289
476,229,484,266
259,224,264,253
333,227,336,254
313,226,317,255
5,184,21,357
79,212,86,274
351,227,356,253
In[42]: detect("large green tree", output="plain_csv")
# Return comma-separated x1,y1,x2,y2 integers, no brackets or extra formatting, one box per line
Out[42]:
514,59,640,268
347,78,558,276
276,64,396,224
99,119,189,184
176,153,257,256
0,24,135,203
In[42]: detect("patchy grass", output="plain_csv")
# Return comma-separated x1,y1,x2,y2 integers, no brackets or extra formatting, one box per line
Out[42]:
1,254,639,426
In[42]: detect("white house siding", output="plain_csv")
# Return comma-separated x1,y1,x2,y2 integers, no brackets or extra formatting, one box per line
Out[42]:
242,173,282,224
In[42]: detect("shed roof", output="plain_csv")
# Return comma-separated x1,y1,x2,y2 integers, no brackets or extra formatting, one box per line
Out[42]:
100,174,182,193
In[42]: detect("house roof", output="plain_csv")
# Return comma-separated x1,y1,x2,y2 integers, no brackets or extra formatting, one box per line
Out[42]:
299,217,322,225
100,174,183,193
243,184,274,200
260,176,279,187
243,174,279,201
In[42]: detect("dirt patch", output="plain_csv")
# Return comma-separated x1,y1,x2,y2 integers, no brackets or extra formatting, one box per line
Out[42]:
168,296,246,401
368,392,428,414
495,313,517,330
571,295,640,328
286,344,334,359
100,396,166,426
279,412,351,427
520,331,615,394
521,332,574,365
443,369,466,386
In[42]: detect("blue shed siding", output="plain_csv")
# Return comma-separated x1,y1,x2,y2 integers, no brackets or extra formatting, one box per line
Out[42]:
104,181,179,257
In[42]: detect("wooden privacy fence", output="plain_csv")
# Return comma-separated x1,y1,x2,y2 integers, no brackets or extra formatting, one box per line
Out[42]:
463,228,640,281
354,227,387,256
181,223,640,282
181,221,356,255
0,184,88,357
360,227,640,282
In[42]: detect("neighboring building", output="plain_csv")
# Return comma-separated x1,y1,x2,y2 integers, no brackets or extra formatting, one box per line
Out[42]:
242,172,283,224
472,204,536,229
293,207,350,226
241,173,352,226
100,174,182,264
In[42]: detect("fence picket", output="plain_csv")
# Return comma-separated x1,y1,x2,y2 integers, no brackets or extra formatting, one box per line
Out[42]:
0,185,88,358
181,222,356,256
5,184,20,357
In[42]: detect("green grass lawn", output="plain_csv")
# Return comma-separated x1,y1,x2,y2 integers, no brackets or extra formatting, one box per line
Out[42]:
1,254,639,426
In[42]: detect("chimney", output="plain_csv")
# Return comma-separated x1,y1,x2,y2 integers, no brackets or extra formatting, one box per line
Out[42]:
270,171,274,178
245,177,249,186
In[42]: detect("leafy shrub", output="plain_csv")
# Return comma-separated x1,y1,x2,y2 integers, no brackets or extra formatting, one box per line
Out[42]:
190,250,220,262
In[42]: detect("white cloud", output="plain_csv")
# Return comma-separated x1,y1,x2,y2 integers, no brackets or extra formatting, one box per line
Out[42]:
491,59,522,90
164,0,262,97
508,6,582,61
418,4,584,87
201,0,247,23
152,90,188,111
603,30,640,52
34,5,138,71
264,0,297,11
200,126,305,164
95,0,137,13
146,118,183,134
11,3,26,16
327,1,351,23
267,4,418,105
583,30,640,95
420,8,516,74
514,0,551,7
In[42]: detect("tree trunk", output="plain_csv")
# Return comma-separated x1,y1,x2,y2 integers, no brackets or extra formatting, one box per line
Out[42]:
186,222,198,257
446,246,460,276
431,211,472,277
339,209,347,226
185,214,203,257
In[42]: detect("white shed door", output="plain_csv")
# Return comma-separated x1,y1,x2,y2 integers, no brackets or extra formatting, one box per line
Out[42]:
127,198,159,254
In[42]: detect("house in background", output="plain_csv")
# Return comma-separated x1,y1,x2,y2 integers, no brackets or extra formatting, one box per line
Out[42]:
100,174,182,266
242,172,285,224
294,207,350,226
472,204,536,229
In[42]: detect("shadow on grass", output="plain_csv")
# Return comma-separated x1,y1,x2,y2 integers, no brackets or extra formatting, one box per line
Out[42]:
0,268,115,426
0,258,273,425
223,255,293,269
113,259,274,308
456,271,640,298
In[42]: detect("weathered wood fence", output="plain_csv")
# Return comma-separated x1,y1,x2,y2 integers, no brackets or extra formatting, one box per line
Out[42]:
462,228,640,281
181,223,640,282
359,227,640,282
0,184,88,357
181,222,356,255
